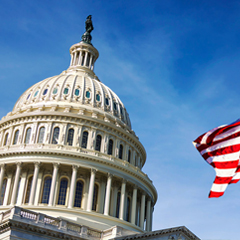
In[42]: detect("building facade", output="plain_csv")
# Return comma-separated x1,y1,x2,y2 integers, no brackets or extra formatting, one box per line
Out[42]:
0,18,200,240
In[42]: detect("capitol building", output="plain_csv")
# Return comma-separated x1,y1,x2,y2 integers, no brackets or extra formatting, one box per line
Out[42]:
0,17,200,240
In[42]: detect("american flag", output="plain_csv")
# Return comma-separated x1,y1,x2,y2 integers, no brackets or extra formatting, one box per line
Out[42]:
193,119,240,198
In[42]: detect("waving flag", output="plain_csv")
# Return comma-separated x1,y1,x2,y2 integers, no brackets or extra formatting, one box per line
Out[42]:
193,119,240,198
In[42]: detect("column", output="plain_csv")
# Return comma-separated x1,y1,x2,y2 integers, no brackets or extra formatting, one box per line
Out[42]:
140,193,146,229
77,51,83,65
131,186,137,224
3,173,12,206
34,171,43,205
0,164,5,196
99,179,106,213
110,184,118,217
48,163,59,206
70,53,74,66
146,199,151,231
87,169,96,211
119,179,126,220
83,51,89,66
150,206,153,231
68,165,78,208
104,174,113,215
72,51,77,65
11,162,22,205
89,55,93,69
16,171,27,205
29,162,40,205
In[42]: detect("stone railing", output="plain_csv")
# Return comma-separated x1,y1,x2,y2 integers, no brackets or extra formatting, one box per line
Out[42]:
0,206,102,239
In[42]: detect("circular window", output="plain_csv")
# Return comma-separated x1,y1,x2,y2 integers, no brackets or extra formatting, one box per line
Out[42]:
86,91,90,98
63,88,69,95
96,94,100,101
53,88,58,94
43,89,48,95
74,89,80,96
34,90,39,97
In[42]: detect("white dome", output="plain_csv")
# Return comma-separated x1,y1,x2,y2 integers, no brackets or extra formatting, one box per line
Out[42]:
11,41,132,132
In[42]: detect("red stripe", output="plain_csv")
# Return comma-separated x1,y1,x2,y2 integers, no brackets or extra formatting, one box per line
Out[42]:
213,176,233,184
201,144,240,161
196,131,240,152
230,179,240,184
209,191,224,198
210,160,239,169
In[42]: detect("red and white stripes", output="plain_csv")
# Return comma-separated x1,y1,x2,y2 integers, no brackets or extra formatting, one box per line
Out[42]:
193,119,240,198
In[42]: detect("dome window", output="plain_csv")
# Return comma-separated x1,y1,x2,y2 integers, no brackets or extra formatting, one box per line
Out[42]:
105,98,109,106
34,90,39,97
67,128,74,146
41,177,52,204
81,131,88,148
107,139,113,155
96,94,100,102
113,102,117,110
86,91,91,99
13,130,19,145
57,178,68,205
52,88,58,94
63,88,69,95
119,144,123,159
74,180,84,207
43,89,48,96
95,135,102,151
26,94,31,100
75,89,80,96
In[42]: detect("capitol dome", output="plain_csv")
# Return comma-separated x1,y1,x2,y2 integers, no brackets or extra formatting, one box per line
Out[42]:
0,17,157,239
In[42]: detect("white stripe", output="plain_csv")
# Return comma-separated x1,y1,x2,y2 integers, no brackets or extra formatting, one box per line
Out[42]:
211,183,228,192
200,136,240,155
201,126,224,144
215,168,237,178
213,125,240,142
232,172,240,180
206,152,239,164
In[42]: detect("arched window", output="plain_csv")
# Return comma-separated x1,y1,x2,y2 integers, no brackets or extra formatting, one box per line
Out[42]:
95,135,102,152
116,191,121,218
81,131,88,149
13,130,19,145
58,178,68,205
128,150,131,163
67,129,74,146
25,128,31,144
92,184,99,211
38,127,45,143
25,176,33,203
119,144,123,159
0,179,7,205
3,133,8,146
52,127,60,144
108,139,113,155
74,180,84,208
126,197,131,222
41,177,52,204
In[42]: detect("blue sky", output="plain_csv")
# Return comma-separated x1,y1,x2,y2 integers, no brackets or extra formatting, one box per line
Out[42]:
1,0,240,239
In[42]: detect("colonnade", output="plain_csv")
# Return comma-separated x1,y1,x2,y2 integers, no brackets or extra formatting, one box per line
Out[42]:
70,47,96,71
0,162,153,231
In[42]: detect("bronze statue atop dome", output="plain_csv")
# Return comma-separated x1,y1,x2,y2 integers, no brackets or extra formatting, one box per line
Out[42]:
81,15,94,45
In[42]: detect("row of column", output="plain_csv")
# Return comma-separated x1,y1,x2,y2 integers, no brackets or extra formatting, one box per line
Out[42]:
70,50,95,71
0,163,153,231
